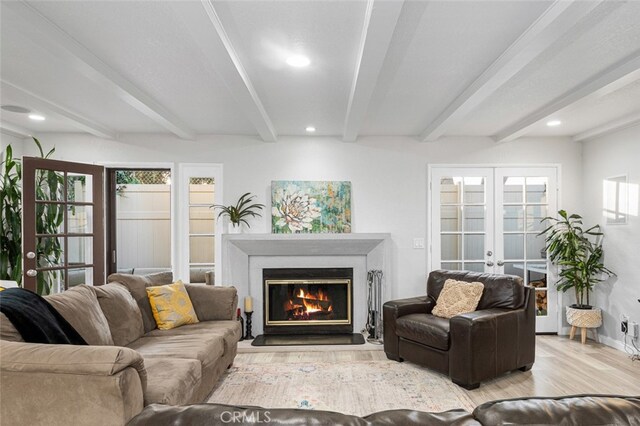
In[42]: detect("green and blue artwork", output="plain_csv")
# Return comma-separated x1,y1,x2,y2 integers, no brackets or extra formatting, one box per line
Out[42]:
271,181,352,234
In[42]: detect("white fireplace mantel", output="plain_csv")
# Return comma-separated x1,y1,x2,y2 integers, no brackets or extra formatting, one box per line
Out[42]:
221,233,391,334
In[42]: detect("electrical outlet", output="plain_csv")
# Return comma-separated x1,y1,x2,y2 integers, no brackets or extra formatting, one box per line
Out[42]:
621,319,629,334
631,322,639,339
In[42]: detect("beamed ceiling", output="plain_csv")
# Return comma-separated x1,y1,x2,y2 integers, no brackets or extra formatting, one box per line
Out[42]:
1,0,639,143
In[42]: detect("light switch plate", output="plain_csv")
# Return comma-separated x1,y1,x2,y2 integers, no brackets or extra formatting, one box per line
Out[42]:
413,238,425,249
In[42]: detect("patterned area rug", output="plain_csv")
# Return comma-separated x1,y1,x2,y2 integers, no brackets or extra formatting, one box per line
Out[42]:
207,359,475,416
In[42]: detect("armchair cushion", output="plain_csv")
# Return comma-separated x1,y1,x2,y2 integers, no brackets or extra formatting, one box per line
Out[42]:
428,270,524,310
396,314,450,351
432,279,484,319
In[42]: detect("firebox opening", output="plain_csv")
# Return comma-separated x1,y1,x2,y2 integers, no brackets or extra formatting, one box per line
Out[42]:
266,279,350,325
263,268,353,335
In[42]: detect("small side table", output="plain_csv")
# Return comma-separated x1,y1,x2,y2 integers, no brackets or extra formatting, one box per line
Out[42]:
566,306,602,344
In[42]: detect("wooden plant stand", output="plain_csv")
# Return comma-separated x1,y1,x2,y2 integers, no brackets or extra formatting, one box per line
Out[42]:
566,306,602,344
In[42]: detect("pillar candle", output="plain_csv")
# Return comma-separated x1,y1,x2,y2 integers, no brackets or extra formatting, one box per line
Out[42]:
244,296,253,313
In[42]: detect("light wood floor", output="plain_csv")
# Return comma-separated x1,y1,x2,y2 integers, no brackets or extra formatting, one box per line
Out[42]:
234,335,640,406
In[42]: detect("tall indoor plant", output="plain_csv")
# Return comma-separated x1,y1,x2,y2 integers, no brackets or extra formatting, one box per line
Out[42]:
0,137,62,294
540,210,614,309
211,192,264,233
1,144,23,285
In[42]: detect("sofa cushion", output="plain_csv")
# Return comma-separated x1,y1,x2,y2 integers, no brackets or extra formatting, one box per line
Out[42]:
0,313,24,342
144,321,241,356
128,403,481,426
147,281,199,330
184,284,237,321
396,313,450,351
432,279,484,319
126,334,224,368
143,358,202,406
473,395,640,426
94,283,145,346
427,270,524,310
45,285,114,346
108,272,174,333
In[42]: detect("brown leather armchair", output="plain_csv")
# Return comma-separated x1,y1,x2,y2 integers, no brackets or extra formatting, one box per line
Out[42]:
383,270,536,389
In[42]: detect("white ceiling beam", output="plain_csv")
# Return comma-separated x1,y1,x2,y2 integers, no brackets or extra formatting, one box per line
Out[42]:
342,0,405,142
495,51,640,143
2,80,117,140
170,1,277,142
573,110,640,142
4,1,195,140
419,0,619,142
0,121,33,139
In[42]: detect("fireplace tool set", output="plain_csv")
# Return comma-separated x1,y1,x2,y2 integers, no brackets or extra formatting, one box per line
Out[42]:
365,270,384,344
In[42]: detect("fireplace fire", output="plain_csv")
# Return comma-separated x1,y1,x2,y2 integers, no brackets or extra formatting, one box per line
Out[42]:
263,268,353,335
284,288,334,320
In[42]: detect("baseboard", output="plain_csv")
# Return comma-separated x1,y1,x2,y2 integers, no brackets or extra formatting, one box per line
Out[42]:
597,334,627,352
560,327,628,353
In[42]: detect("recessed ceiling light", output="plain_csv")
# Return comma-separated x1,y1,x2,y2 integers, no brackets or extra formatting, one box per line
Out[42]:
28,114,46,121
1,105,31,114
286,55,310,67
546,120,562,127
305,126,316,133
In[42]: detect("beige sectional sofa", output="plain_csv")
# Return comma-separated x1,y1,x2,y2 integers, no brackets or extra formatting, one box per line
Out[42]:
0,273,241,426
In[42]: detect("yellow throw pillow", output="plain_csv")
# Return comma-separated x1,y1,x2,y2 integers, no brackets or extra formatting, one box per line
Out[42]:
146,281,199,330
432,279,484,319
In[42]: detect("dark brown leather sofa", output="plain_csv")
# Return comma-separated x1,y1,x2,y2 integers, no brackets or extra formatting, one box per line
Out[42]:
128,395,640,425
383,270,535,389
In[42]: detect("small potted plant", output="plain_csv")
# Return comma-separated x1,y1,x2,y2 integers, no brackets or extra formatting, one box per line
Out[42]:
540,210,615,342
211,192,264,233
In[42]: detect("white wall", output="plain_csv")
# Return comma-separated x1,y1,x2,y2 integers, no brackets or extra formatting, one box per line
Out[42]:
1,133,25,158
582,124,640,351
23,133,582,303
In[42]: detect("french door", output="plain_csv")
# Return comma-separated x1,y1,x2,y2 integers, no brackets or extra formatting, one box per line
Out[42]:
430,166,558,333
23,157,104,295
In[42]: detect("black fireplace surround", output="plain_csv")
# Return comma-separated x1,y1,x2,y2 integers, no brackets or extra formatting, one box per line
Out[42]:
263,268,353,335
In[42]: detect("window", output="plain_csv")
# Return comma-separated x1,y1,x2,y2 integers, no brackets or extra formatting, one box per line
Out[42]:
178,164,223,284
188,177,216,281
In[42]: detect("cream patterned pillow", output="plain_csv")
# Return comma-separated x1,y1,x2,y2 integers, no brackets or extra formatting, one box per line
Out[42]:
146,281,199,330
432,279,484,319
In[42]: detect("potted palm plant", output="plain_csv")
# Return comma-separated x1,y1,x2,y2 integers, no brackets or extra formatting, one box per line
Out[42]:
540,210,615,342
1,138,63,294
211,192,264,233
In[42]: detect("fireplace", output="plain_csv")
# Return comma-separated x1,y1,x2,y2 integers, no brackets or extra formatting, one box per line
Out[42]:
263,268,353,335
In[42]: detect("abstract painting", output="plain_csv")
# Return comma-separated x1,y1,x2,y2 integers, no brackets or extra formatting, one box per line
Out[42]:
271,181,352,234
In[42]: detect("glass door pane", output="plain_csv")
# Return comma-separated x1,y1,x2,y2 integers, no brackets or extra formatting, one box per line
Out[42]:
495,168,558,333
23,159,104,295
431,169,493,274
187,178,215,283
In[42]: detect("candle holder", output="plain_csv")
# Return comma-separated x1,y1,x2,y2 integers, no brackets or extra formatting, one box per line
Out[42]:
245,311,254,340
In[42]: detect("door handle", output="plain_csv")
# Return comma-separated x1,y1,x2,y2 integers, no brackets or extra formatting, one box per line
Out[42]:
26,269,37,277
26,251,36,259
497,260,505,266
486,261,494,267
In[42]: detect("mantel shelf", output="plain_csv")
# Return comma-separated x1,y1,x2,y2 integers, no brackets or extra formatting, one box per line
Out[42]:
223,233,390,256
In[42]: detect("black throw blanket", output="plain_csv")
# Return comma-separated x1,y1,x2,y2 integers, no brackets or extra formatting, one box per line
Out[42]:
0,287,87,345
